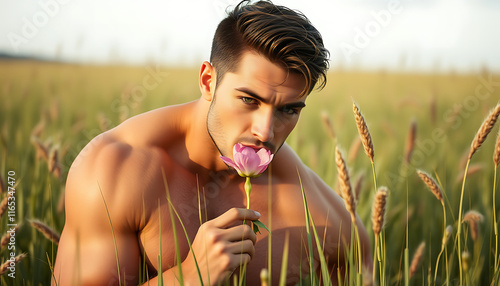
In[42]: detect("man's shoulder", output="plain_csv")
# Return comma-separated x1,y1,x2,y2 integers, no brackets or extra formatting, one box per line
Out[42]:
64,131,172,229
271,143,315,182
69,130,168,189
271,143,346,210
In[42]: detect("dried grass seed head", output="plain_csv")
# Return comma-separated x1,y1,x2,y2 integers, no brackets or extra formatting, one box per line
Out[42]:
352,102,374,163
469,102,500,160
372,186,388,236
409,241,426,279
335,146,357,222
494,127,500,166
417,170,443,203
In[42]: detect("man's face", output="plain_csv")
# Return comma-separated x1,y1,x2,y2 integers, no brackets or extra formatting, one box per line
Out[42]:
207,50,307,159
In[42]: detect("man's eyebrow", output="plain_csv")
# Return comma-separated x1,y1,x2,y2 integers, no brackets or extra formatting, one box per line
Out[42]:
282,101,306,109
235,88,267,103
235,87,306,108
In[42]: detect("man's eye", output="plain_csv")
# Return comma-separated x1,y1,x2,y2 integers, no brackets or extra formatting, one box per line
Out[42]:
241,97,256,104
281,106,299,115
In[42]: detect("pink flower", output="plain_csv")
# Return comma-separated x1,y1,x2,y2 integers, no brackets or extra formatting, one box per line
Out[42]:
220,143,274,177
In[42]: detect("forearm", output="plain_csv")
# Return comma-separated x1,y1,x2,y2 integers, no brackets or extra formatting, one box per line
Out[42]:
141,264,202,286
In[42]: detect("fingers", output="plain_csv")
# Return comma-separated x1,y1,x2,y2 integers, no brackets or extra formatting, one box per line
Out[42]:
222,224,257,244
211,208,261,229
227,239,256,259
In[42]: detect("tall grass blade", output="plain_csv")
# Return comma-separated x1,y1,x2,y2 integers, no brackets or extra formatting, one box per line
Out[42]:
297,168,315,286
161,170,185,285
279,232,290,286
158,201,163,286
97,182,122,286
267,166,273,284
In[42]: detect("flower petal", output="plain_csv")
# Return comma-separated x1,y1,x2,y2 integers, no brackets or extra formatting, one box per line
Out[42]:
220,156,238,170
255,154,274,175
256,148,272,163
234,143,246,154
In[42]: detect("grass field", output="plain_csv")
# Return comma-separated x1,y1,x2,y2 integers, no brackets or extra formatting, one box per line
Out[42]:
0,60,499,285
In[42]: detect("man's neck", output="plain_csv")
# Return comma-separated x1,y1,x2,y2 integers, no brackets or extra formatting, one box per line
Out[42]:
183,99,231,176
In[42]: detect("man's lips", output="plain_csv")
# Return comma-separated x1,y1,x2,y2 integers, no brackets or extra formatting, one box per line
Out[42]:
241,144,270,153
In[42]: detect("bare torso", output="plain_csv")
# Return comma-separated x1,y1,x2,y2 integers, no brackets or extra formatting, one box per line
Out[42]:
54,101,367,285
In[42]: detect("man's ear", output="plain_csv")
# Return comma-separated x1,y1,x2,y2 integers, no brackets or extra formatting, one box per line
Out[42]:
199,61,216,101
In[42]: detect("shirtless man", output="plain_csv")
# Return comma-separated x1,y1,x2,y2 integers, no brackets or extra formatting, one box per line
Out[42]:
53,1,372,285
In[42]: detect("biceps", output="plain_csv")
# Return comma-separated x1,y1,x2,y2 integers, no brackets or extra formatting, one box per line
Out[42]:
54,229,141,285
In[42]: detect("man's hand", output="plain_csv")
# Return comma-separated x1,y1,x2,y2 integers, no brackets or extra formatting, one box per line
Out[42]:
180,208,260,285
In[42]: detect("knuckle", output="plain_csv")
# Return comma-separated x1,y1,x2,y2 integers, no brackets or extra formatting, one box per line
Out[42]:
243,253,252,263
243,224,253,236
243,225,256,241
245,239,255,250
213,241,226,254
219,252,231,269
206,229,221,244
229,207,240,217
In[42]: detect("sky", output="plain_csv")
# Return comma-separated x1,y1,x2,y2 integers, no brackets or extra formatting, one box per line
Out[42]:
1,0,500,73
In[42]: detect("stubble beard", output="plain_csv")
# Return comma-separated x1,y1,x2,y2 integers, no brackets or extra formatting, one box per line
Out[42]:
206,97,228,159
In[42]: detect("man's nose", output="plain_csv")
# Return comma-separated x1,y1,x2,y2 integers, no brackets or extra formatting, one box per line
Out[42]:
251,108,274,143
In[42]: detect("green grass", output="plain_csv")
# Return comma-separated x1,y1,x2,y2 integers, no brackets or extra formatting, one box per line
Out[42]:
1,60,500,285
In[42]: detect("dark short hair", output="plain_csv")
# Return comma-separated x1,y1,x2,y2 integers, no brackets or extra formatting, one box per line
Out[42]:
210,0,330,96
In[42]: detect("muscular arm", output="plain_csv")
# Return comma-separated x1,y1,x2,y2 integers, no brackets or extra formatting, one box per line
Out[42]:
53,137,145,285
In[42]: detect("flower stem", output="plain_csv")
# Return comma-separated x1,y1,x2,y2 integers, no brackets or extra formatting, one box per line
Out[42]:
245,177,252,210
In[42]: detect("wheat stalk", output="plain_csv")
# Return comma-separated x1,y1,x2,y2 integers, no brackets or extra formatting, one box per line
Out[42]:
455,164,483,183
29,219,60,244
443,225,453,248
462,210,483,241
371,187,388,284
0,253,27,275
321,110,335,140
48,147,61,179
335,146,357,224
372,187,388,237
0,192,13,218
462,210,484,223
405,119,417,164
494,128,500,166
469,102,500,160
494,127,500,273
0,226,19,250
457,102,500,284
409,242,426,279
31,136,49,161
353,102,374,163
417,170,444,204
